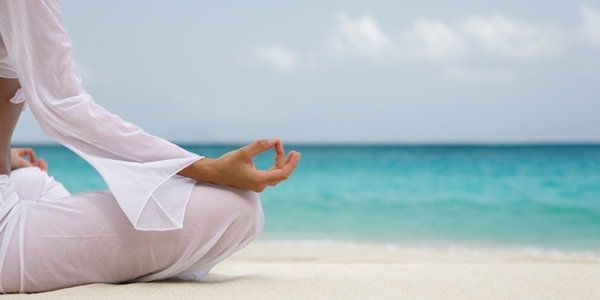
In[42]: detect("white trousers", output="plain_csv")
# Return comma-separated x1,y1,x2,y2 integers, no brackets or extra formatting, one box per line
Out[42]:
0,167,264,293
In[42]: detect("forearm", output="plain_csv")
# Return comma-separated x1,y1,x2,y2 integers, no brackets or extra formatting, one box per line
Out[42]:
177,150,254,190
0,78,23,175
178,158,220,183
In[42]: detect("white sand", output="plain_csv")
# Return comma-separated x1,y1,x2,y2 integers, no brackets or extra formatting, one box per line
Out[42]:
5,241,600,299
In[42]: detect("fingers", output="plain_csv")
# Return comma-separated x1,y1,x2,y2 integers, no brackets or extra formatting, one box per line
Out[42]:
14,148,36,165
37,158,48,172
285,150,296,165
14,148,32,156
229,139,300,192
12,158,33,169
242,138,279,159
274,139,285,168
267,149,295,171
27,149,36,165
281,151,300,178
258,151,301,184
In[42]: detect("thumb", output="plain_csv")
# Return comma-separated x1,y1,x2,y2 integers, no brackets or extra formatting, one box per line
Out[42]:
242,138,277,158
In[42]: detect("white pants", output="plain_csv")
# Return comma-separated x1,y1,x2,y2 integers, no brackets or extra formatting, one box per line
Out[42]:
0,167,264,293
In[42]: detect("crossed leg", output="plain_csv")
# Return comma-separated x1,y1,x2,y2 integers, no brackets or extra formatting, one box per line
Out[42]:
0,167,263,293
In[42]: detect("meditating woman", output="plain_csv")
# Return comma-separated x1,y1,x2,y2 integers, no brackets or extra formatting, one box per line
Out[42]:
0,0,300,293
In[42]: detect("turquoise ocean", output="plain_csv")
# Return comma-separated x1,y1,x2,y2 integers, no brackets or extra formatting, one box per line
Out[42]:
20,144,600,252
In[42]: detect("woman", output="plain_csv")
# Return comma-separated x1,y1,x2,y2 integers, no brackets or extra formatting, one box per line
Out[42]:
0,0,300,293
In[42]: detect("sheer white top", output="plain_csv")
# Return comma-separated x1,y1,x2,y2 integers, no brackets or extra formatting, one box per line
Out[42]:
0,0,203,231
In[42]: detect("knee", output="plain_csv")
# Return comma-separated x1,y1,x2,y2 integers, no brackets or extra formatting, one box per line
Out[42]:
10,167,69,201
10,167,46,200
186,183,264,240
212,187,264,242
231,189,264,240
10,166,45,181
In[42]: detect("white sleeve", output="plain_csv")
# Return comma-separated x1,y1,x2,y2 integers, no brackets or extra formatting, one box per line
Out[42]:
0,0,203,231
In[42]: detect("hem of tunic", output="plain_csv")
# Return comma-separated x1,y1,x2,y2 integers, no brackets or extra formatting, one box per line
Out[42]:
133,156,204,231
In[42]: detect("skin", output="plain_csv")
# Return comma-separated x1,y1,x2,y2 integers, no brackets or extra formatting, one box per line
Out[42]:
178,138,301,193
0,77,22,175
1,78,301,191
11,148,48,172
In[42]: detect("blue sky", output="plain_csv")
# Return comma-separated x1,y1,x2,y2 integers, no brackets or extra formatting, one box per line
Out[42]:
13,0,600,144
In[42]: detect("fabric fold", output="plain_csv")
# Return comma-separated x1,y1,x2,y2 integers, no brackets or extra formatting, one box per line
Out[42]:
0,0,203,230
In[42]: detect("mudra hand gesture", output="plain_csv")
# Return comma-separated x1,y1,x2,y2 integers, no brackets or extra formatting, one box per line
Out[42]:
179,138,300,192
10,148,48,172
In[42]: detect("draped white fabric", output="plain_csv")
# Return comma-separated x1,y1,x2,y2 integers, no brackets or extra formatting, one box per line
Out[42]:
0,168,263,293
0,0,202,230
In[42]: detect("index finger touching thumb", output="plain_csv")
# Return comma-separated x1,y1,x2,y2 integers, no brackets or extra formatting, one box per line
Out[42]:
243,138,279,158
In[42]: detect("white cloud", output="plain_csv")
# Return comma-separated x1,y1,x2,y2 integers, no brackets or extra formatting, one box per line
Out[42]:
399,19,466,62
253,44,298,72
461,14,562,59
331,12,392,61
331,13,465,63
442,67,513,83
580,6,600,47
247,12,567,73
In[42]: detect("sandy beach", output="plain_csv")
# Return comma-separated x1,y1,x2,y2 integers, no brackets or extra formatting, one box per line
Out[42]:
4,240,599,299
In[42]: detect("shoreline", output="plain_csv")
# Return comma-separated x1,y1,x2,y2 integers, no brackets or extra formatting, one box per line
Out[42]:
6,240,599,299
252,238,600,261
239,240,600,263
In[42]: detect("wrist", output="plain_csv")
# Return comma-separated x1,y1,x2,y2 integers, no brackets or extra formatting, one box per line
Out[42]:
179,157,219,183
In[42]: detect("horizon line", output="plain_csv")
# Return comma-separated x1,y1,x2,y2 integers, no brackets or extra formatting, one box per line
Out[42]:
12,141,600,147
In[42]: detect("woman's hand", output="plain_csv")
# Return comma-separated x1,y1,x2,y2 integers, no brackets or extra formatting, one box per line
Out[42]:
10,148,48,171
178,138,300,192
